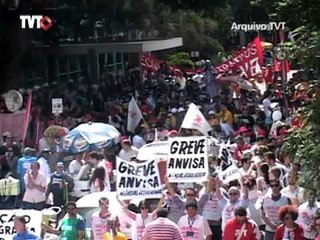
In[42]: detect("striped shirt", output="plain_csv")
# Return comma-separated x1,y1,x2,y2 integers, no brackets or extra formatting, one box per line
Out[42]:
142,217,183,240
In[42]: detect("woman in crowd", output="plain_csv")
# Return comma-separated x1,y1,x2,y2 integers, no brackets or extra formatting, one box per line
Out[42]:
89,166,109,192
118,196,164,240
274,205,304,240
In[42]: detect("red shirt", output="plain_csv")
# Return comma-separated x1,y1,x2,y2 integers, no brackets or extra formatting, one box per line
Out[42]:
274,224,304,240
223,218,261,240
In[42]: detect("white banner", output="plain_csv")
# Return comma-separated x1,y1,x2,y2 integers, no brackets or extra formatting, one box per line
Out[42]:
168,136,208,182
117,158,162,200
52,98,63,115
0,209,42,240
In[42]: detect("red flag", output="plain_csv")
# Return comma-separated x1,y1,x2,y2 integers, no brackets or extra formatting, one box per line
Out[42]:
214,37,264,78
22,92,32,144
274,59,291,72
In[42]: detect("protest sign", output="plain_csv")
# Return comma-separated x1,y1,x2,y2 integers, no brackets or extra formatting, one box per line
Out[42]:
167,136,208,182
214,37,264,78
52,98,63,115
117,158,162,200
218,143,240,184
0,209,42,240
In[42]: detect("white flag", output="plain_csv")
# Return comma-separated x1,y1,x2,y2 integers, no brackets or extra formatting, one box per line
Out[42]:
181,103,212,135
127,97,143,133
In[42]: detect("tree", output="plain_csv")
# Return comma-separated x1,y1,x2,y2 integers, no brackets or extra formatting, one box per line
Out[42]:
167,52,194,69
282,95,320,201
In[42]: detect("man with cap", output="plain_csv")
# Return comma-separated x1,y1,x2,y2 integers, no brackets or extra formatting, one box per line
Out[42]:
118,137,138,162
46,162,74,207
17,147,37,193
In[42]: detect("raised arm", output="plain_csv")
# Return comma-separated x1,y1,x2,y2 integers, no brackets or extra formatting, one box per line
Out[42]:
116,195,137,220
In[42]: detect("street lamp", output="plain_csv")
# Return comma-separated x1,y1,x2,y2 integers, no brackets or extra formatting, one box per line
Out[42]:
274,46,289,117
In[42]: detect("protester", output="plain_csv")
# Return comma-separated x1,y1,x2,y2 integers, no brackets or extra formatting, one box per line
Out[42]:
261,179,292,240
118,197,163,240
46,162,74,207
118,138,139,162
280,171,304,206
2,131,21,175
104,217,128,240
89,166,110,192
37,149,52,180
198,174,226,240
177,200,212,240
43,201,86,240
22,161,47,210
142,208,183,240
297,200,320,240
69,153,84,177
223,206,261,240
217,179,249,230
274,205,304,240
13,215,41,240
17,147,37,192
91,197,114,240
315,211,320,240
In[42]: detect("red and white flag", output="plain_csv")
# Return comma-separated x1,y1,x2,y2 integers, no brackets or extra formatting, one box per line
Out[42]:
127,97,143,133
181,103,212,135
22,92,32,144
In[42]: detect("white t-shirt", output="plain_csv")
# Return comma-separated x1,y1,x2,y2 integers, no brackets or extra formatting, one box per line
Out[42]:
91,211,110,240
118,147,139,162
220,197,250,231
261,193,290,232
297,201,320,239
200,189,225,221
281,186,304,205
178,214,212,240
262,98,272,118
68,160,82,176
132,214,155,240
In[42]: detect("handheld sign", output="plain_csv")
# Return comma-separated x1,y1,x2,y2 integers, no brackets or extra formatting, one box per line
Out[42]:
0,209,42,240
167,136,209,182
117,158,162,200
52,98,63,115
218,142,240,184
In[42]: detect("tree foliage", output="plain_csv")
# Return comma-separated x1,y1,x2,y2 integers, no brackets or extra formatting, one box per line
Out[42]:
282,96,320,201
167,52,194,69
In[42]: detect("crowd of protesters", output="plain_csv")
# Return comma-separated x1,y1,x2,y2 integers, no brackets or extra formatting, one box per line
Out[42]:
0,60,320,240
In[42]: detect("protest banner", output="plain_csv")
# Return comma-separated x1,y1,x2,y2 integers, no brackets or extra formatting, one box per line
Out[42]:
0,209,42,240
218,142,241,184
167,136,208,182
214,37,264,78
117,158,162,200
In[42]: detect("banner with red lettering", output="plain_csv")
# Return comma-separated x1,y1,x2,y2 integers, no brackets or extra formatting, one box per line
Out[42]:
140,54,201,79
214,37,264,78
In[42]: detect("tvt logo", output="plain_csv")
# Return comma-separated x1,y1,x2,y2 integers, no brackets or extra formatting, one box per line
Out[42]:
19,15,53,30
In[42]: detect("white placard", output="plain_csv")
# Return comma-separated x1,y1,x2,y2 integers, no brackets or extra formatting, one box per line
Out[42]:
0,209,42,240
167,136,208,182
52,98,63,115
117,158,162,200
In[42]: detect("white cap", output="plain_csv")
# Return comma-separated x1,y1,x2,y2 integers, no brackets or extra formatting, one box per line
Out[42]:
208,110,215,115
178,107,185,112
171,108,177,114
33,85,41,91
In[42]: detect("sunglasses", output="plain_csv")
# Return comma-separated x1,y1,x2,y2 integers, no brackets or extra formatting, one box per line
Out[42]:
186,194,195,197
140,207,147,210
229,192,238,195
270,184,280,188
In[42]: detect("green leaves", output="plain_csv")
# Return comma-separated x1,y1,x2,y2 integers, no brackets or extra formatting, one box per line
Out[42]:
285,96,320,201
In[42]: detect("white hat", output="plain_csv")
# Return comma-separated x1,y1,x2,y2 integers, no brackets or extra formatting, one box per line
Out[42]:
178,107,185,112
171,108,177,114
208,110,215,115
33,85,41,91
